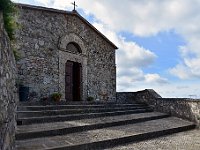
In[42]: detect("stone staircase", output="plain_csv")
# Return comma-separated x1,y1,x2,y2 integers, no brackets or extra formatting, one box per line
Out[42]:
16,102,196,150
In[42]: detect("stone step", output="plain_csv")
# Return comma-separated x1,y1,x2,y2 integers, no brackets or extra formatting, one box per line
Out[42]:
17,106,151,117
16,117,195,150
16,112,169,140
18,103,146,111
17,108,153,125
18,101,138,106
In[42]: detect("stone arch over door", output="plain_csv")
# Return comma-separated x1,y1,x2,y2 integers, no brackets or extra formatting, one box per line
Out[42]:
58,32,87,55
58,33,87,101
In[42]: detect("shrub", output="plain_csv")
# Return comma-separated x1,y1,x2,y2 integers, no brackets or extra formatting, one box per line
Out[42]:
51,93,62,101
0,0,18,40
87,96,94,102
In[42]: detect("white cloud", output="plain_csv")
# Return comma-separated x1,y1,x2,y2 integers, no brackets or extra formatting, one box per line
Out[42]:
145,74,168,84
156,82,200,98
75,0,198,36
34,0,49,6
117,39,156,68
169,45,200,79
117,67,144,81
169,64,191,79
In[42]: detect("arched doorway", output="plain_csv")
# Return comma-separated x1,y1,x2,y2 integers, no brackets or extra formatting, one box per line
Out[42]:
59,34,87,101
65,42,82,101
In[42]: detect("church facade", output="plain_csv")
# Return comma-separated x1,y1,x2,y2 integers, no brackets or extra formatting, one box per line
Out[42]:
15,4,117,102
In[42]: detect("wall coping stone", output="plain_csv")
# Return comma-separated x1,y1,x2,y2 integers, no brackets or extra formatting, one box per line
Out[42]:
157,98,200,102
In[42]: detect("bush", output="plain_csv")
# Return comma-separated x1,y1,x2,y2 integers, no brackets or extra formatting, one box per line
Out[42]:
0,0,18,40
51,93,62,101
87,96,94,102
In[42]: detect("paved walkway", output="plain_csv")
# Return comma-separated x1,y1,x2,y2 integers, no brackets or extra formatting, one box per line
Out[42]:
16,117,194,150
107,129,200,150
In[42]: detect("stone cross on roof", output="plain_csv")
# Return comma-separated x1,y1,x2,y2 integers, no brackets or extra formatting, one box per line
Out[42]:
71,1,78,11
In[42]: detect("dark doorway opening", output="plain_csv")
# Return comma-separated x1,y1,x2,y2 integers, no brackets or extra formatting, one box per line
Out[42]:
65,61,82,101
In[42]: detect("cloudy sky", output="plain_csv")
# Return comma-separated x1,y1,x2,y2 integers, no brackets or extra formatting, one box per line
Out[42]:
13,0,200,98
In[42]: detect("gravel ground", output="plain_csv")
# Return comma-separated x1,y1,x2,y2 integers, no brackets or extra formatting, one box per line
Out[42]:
106,129,200,150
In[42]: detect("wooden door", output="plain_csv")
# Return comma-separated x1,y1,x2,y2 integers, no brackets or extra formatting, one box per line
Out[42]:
78,64,82,100
73,63,82,101
65,61,73,101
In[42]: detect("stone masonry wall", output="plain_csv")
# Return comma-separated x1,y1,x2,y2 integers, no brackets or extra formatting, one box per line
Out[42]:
15,7,60,100
0,11,17,150
117,90,200,126
116,92,136,103
16,5,116,101
117,89,161,104
154,98,200,126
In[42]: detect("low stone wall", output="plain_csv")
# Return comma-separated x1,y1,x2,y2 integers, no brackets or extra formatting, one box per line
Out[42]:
154,98,200,126
116,92,136,103
117,89,200,126
0,12,17,150
116,89,161,104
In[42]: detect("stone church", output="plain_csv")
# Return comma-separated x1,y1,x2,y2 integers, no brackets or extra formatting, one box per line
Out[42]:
15,4,117,102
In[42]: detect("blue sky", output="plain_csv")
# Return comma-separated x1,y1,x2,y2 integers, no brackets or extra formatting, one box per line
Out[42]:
13,0,200,98
120,30,185,75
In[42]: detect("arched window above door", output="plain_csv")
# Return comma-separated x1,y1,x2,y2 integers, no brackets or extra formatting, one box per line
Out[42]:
66,42,82,54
